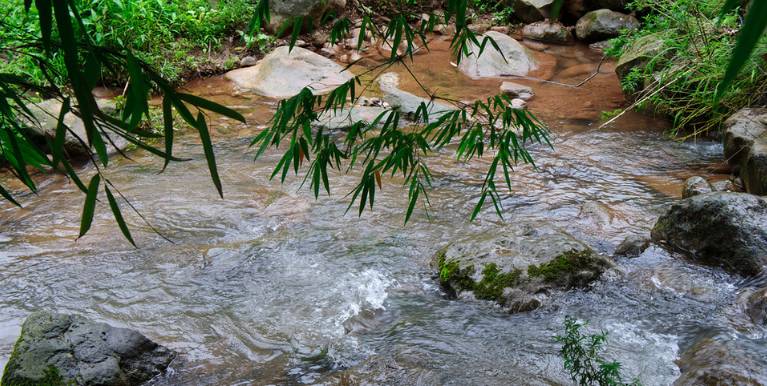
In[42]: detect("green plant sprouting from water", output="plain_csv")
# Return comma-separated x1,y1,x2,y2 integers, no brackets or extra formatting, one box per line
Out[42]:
556,317,641,386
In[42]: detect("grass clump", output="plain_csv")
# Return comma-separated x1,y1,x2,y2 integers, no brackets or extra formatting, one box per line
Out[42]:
528,249,600,287
607,0,767,137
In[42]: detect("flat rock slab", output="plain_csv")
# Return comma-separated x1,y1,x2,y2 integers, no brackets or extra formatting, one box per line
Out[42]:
2,311,176,386
315,106,395,130
225,46,354,99
458,31,538,79
377,73,456,119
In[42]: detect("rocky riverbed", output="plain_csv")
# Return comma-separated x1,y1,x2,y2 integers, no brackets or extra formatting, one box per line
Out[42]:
2,8,767,385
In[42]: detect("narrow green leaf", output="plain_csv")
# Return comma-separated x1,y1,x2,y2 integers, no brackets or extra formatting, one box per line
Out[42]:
196,113,223,198
78,174,100,239
105,186,136,247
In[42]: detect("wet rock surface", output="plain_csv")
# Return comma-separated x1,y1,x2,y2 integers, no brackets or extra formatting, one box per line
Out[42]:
615,235,650,258
682,176,713,198
432,223,613,313
267,0,346,33
651,192,767,276
500,81,535,100
724,108,767,195
674,334,767,385
457,31,537,79
378,73,455,119
21,99,127,159
575,9,640,42
1,311,175,386
225,46,353,99
522,21,573,44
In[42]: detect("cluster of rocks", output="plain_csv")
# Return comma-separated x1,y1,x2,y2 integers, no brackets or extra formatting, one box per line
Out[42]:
514,0,639,46
1,311,175,385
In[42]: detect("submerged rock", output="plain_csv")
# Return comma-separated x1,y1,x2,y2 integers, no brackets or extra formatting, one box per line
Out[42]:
225,46,353,99
724,108,767,195
457,31,537,79
615,234,650,258
315,106,392,130
747,287,767,325
575,9,639,42
522,21,573,45
21,99,127,159
1,311,175,386
431,223,613,312
651,192,767,276
682,176,713,198
674,334,767,385
377,72,455,119
500,81,534,100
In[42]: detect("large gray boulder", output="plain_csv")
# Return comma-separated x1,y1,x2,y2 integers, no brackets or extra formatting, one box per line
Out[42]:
522,21,573,44
724,108,767,195
575,9,639,42
651,192,767,276
377,73,455,119
432,223,613,313
1,311,175,386
225,46,354,99
21,99,127,159
458,31,537,79
267,0,346,34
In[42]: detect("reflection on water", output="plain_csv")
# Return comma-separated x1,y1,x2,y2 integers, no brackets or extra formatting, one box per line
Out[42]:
1,40,763,386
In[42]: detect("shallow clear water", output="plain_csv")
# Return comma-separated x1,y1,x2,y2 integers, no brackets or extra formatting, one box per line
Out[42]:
2,41,765,385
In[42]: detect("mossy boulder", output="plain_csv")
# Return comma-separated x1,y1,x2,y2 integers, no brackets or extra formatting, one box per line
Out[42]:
615,32,666,90
575,9,639,42
2,312,175,386
651,192,767,277
431,224,613,313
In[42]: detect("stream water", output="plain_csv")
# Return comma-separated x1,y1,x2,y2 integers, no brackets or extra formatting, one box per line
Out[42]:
2,38,766,385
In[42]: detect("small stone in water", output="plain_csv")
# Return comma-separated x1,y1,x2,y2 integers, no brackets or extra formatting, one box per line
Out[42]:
510,98,527,109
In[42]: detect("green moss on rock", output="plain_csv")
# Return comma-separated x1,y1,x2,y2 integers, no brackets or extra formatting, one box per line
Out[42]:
528,249,606,288
473,263,522,302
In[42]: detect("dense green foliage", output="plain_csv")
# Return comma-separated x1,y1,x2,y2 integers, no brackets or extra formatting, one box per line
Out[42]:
0,0,253,85
607,0,767,136
556,317,641,386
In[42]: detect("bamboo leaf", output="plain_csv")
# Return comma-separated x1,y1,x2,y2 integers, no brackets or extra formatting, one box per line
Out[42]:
196,113,223,198
105,185,136,247
78,174,100,239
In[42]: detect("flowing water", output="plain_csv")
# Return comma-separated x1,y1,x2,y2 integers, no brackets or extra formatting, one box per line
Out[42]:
2,38,766,385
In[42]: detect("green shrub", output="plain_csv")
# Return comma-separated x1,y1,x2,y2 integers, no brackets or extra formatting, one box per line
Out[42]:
556,317,641,386
0,0,255,85
607,0,767,137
